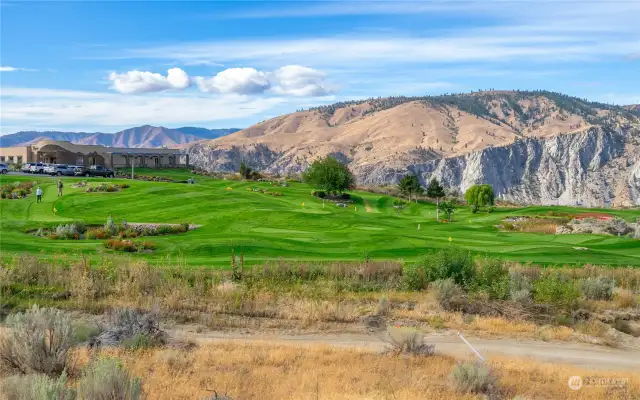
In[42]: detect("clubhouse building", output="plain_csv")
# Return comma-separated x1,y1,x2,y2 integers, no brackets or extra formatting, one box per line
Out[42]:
0,140,189,169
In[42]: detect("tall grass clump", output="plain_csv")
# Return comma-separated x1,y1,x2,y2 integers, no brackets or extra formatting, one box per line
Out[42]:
451,361,498,394
405,246,475,290
77,358,142,400
386,326,435,356
0,305,75,376
93,308,166,349
580,276,615,300
0,372,75,400
430,278,462,310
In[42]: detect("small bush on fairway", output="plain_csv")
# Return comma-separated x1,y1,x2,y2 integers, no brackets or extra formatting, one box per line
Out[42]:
53,222,87,240
103,239,138,252
77,358,142,400
0,305,74,376
386,327,435,356
580,276,615,300
451,361,498,394
104,215,118,236
86,228,109,240
0,372,75,400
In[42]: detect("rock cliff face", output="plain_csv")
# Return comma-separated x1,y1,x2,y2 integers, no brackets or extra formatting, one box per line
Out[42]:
185,91,640,207
355,127,639,207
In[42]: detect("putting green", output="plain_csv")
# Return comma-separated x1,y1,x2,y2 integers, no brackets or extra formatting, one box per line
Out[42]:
1,169,639,267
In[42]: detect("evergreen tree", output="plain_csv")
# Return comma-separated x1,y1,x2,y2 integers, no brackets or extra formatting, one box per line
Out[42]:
398,174,423,202
426,177,446,221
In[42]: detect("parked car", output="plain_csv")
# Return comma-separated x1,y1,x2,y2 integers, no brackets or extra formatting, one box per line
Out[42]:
72,166,85,176
0,163,8,174
47,164,75,176
80,165,115,178
29,163,46,174
22,163,36,173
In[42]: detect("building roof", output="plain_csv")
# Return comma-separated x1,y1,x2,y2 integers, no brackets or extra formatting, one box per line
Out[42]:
31,140,183,155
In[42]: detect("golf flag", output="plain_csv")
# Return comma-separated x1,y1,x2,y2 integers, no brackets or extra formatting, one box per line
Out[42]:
448,236,452,243
53,207,57,215
302,202,305,207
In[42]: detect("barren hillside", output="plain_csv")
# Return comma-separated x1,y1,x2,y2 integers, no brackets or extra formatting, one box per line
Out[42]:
186,91,640,206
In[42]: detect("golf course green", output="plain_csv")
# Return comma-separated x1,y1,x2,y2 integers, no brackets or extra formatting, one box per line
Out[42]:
1,169,639,267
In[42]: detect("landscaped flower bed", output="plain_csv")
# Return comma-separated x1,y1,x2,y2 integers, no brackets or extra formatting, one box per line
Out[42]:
103,238,156,252
85,183,130,193
31,217,193,241
0,181,34,199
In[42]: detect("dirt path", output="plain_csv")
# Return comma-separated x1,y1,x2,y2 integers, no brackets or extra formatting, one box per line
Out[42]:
363,200,373,213
169,327,640,371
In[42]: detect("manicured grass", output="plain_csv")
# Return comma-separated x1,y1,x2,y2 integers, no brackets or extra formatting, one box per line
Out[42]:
1,171,639,267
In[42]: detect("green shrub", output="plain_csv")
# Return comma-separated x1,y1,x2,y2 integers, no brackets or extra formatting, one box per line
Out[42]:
533,273,580,308
415,247,475,288
471,205,478,214
580,276,615,300
0,372,75,400
386,327,435,356
0,305,75,376
451,362,498,394
471,259,509,300
404,264,428,290
77,358,142,400
121,333,161,350
509,270,533,303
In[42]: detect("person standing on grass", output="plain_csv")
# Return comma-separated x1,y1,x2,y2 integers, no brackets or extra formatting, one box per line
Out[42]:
36,186,42,203
57,179,63,197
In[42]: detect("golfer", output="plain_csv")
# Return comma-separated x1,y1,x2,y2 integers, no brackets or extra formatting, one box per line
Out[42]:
57,180,64,197
36,186,43,203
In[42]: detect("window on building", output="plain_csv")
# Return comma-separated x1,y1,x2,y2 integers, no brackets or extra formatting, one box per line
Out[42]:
8,156,14,163
17,156,23,164
76,157,84,165
154,157,159,166
0,156,5,162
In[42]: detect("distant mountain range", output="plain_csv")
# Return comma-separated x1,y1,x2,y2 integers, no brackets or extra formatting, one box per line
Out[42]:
0,125,241,148
184,90,640,207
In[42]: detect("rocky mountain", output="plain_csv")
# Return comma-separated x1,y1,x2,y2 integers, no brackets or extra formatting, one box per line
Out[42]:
173,127,240,140
185,90,640,207
0,126,238,148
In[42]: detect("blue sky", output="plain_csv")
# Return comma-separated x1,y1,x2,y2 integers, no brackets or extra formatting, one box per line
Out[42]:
1,0,639,134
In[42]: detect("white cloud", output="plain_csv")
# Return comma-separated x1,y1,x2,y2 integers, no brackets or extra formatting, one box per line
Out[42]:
270,65,334,96
195,65,333,96
102,1,638,70
0,66,24,72
108,67,191,94
0,87,287,130
196,67,270,94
